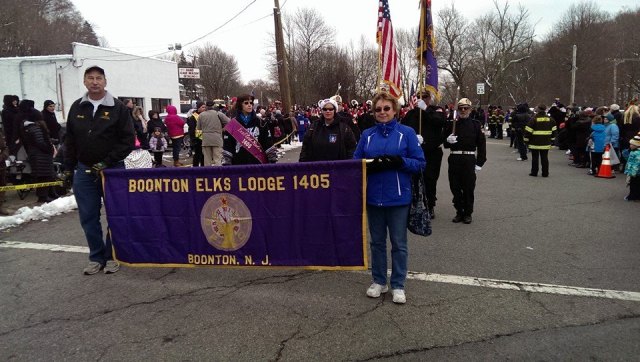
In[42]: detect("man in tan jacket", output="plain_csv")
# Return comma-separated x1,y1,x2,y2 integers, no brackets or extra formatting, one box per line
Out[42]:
197,101,230,166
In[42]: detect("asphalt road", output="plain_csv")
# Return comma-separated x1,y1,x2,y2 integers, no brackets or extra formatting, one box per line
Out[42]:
1,139,638,361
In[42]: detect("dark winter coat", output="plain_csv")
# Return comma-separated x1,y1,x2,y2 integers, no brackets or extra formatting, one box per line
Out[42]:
299,119,357,162
402,106,446,149
222,112,273,165
574,114,593,149
620,114,640,150
42,108,61,141
511,104,532,130
21,121,54,178
2,95,19,145
64,91,135,169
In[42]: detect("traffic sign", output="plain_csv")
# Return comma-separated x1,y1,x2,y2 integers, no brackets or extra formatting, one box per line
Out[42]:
476,83,485,95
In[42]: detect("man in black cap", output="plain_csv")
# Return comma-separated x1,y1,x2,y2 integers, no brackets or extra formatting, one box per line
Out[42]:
64,65,135,275
402,88,446,218
442,98,487,224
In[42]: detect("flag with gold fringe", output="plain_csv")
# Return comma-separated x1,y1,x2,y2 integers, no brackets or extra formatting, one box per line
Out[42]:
416,0,439,100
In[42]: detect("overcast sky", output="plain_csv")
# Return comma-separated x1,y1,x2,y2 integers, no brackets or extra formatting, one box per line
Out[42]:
71,0,637,83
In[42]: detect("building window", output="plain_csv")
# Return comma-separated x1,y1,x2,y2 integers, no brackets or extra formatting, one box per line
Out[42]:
151,98,172,113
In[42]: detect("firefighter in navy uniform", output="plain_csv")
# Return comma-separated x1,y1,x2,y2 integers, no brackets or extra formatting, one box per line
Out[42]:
442,98,487,224
402,89,446,218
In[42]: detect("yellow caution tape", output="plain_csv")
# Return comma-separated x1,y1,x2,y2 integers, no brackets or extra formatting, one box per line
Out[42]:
0,181,64,191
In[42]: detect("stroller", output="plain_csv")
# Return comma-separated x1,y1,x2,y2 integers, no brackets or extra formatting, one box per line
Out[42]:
7,146,33,200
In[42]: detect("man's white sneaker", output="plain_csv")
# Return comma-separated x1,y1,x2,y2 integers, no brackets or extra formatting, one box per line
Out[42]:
392,289,406,304
83,261,103,275
366,283,388,298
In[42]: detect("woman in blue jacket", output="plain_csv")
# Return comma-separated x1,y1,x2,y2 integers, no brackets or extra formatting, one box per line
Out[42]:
353,92,425,304
589,116,606,175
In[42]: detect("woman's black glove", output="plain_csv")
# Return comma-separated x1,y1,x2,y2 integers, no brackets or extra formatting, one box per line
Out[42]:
366,155,404,173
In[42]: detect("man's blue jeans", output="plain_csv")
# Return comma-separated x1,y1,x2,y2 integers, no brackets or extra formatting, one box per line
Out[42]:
73,162,124,264
367,204,410,290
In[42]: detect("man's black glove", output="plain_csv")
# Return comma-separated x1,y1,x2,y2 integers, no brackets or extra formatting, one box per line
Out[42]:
91,162,107,175
61,171,73,189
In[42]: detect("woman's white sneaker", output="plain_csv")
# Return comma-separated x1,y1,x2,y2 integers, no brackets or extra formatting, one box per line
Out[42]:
366,283,388,298
392,289,406,304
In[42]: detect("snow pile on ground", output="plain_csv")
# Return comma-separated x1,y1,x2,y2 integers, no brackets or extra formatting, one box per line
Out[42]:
0,195,78,230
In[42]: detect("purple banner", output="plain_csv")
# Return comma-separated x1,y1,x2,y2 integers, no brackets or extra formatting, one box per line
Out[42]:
103,160,368,270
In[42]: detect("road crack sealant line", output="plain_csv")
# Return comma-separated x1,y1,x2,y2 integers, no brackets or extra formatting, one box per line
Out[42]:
2,240,639,303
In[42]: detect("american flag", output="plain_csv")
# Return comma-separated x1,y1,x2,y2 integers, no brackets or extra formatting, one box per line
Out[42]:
408,82,417,110
377,0,402,99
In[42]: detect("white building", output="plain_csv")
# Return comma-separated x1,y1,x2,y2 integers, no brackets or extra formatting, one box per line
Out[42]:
0,43,180,122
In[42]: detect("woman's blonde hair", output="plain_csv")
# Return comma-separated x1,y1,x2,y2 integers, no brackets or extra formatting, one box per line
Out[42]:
132,106,145,119
371,91,400,114
624,104,639,125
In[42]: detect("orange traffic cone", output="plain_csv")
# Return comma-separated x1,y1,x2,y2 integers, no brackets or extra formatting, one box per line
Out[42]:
596,144,615,178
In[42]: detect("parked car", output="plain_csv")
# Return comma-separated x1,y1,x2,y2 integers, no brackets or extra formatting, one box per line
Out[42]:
159,112,191,150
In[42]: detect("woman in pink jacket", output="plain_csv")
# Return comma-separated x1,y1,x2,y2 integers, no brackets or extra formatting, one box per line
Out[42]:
164,105,185,166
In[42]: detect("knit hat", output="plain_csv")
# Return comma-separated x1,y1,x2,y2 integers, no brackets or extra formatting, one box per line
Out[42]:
318,98,339,111
44,100,55,108
610,104,620,111
630,132,640,147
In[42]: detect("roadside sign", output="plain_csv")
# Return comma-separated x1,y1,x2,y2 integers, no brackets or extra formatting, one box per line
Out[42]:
476,83,485,95
179,68,200,79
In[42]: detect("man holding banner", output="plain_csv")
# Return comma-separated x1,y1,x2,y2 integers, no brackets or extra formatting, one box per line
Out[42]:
65,65,135,275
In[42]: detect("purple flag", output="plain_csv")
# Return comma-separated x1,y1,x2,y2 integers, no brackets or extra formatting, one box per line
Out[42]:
103,160,368,270
417,0,439,100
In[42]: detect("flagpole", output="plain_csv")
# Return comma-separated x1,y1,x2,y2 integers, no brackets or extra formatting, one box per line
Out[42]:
377,44,382,94
417,0,426,135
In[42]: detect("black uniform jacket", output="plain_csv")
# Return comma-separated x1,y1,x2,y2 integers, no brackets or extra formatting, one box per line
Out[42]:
443,116,487,167
64,92,135,169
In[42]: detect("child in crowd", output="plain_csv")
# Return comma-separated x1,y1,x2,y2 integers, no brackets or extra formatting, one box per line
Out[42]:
148,127,167,167
624,132,640,201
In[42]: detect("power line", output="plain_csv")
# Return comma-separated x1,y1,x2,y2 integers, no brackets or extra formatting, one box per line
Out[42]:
77,0,259,62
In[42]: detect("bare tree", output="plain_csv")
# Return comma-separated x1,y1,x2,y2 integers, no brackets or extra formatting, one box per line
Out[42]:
193,43,242,100
348,36,378,103
395,28,419,105
436,3,473,96
281,8,335,105
469,0,535,105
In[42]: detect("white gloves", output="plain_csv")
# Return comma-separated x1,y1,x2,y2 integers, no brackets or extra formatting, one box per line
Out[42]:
446,134,458,144
475,165,482,173
417,99,427,111
417,135,424,145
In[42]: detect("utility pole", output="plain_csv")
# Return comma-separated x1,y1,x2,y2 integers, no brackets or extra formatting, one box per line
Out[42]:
273,0,292,112
612,58,640,104
570,45,577,105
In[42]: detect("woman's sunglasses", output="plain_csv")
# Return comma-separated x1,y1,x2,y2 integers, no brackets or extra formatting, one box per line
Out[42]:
374,106,392,113
322,107,335,111
243,101,252,105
